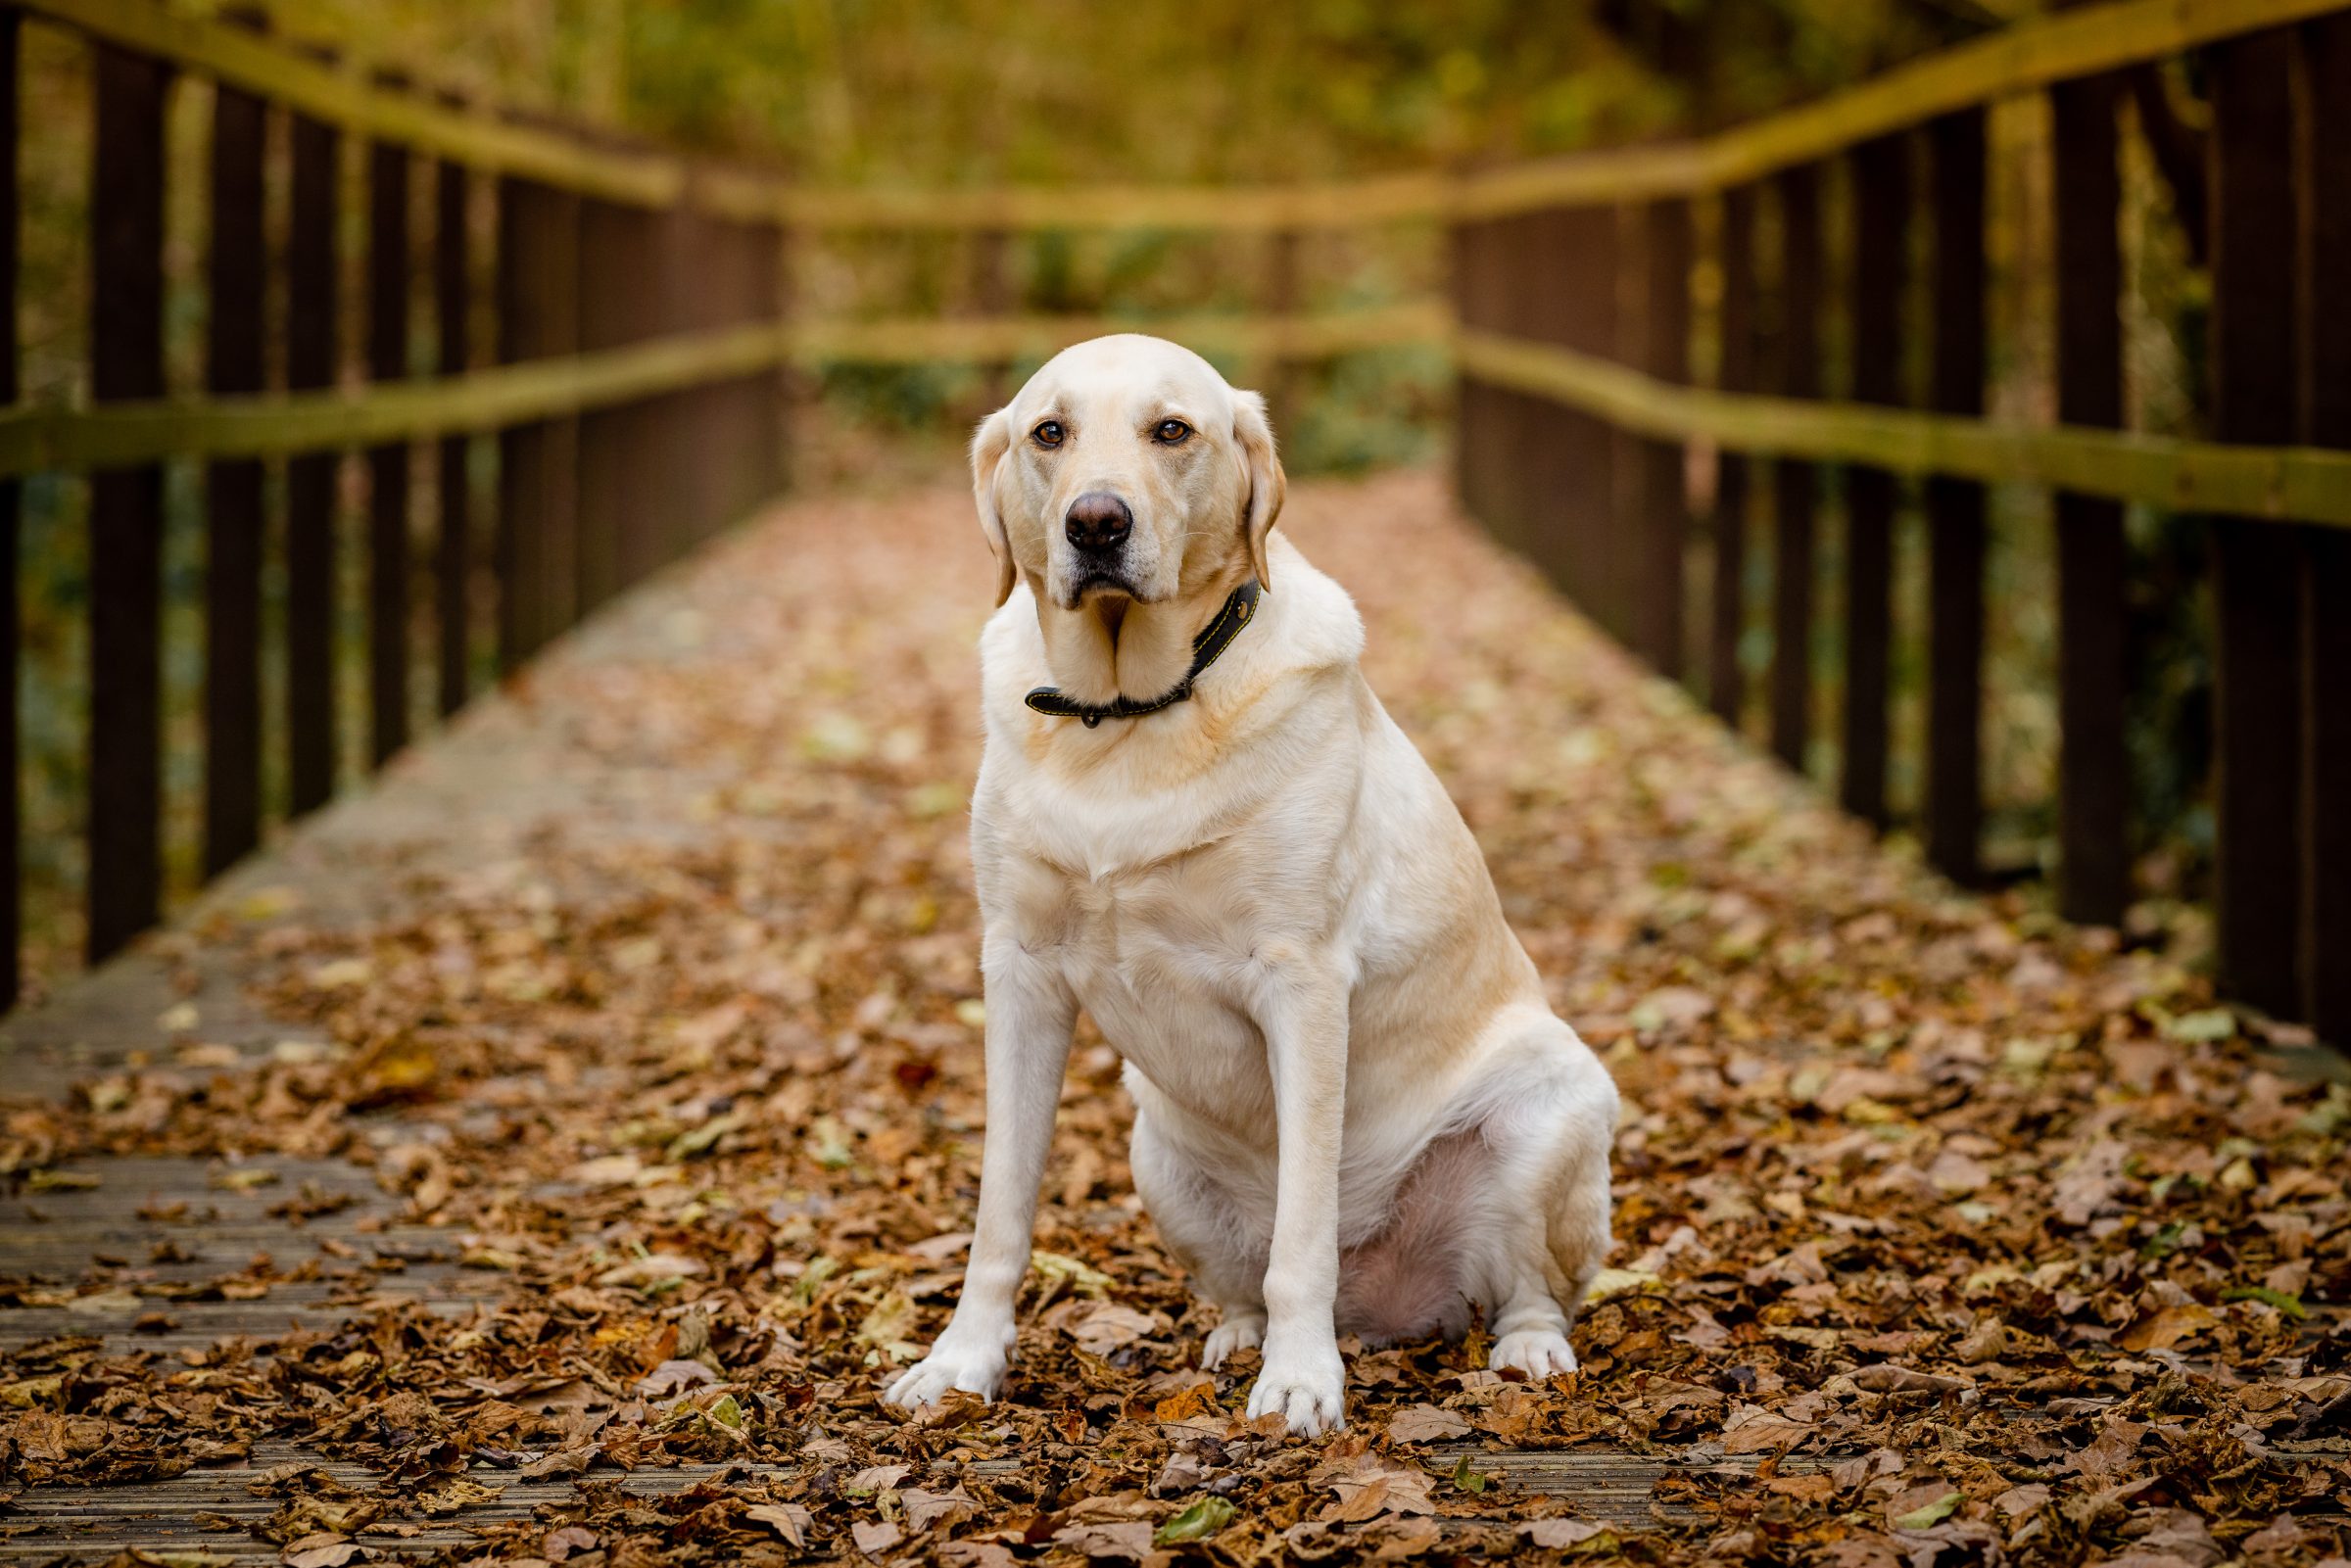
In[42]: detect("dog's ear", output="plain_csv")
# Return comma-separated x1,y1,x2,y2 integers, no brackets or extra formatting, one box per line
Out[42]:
1233,390,1286,591
971,406,1018,607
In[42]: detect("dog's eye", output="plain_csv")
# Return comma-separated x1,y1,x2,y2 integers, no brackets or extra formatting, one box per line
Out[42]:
1153,419,1192,445
1032,420,1065,449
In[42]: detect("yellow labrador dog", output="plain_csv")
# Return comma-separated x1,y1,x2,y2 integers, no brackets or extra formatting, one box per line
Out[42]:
885,335,1617,1436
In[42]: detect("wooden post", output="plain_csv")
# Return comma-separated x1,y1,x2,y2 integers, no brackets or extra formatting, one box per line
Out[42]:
0,8,17,1005
539,189,582,638
1710,185,1757,730
366,114,411,769
1537,206,1618,620
285,94,340,816
1636,198,1691,679
87,41,169,960
577,196,643,611
434,133,470,717
203,12,265,878
1926,110,1988,886
1842,135,1907,831
2052,70,2130,924
2302,16,2351,1041
1450,220,1495,531
744,215,786,509
496,178,543,671
2208,29,2304,1019
1769,164,1821,774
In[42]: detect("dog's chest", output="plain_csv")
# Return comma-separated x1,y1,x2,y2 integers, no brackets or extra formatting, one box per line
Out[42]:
1009,850,1271,1095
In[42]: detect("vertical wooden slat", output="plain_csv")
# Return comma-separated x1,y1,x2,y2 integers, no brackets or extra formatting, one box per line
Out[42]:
539,189,582,639
648,197,701,571
2052,70,2130,925
87,42,168,961
1534,206,1618,618
2303,15,2351,1041
1925,109,1988,886
0,7,18,1005
576,196,643,612
285,97,339,816
1449,220,1495,530
1768,164,1821,774
1710,185,1757,729
433,138,469,718
2208,29,2304,1019
202,16,264,879
495,178,542,673
1636,198,1690,679
1841,135,1907,830
365,119,410,769
744,216,786,511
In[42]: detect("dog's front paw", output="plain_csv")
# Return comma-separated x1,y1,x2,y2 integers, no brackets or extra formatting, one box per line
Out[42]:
1244,1337,1347,1436
1489,1328,1578,1379
1201,1310,1266,1370
883,1336,1008,1412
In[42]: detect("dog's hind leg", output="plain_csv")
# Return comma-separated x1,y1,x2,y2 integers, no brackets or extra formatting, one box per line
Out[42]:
1128,1098,1271,1369
1461,1014,1618,1378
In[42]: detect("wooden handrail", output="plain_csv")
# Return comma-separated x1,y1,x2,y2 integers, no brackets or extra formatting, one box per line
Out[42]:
24,0,2347,225
0,307,1445,478
14,304,2351,535
1454,328,2351,531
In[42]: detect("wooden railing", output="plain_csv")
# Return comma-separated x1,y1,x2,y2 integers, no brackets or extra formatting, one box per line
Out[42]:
4,0,799,997
4,0,2345,1044
1446,0,2351,1043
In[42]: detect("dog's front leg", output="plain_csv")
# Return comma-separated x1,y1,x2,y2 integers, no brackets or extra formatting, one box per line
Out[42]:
884,937,1075,1411
1244,962,1350,1436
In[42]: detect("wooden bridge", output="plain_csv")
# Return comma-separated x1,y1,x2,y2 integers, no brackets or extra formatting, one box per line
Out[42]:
0,1,2346,1562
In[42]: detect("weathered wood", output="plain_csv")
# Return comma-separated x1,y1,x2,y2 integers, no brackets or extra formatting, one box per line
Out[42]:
286,100,341,818
1769,164,1821,774
367,125,412,769
1452,221,1499,531
86,40,168,962
1544,206,1619,623
1925,110,1987,887
2304,14,2351,1041
0,6,16,1008
2052,69,2130,925
1636,198,1691,679
434,143,470,718
1446,329,2351,528
496,180,534,673
18,0,695,208
1841,134,1906,830
1710,186,1757,729
202,15,265,879
2208,28,2305,1018
538,190,582,639
1446,0,2351,214
743,217,787,513
578,197,653,609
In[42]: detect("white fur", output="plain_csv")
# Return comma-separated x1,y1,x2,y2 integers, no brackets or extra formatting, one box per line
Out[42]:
883,336,1618,1437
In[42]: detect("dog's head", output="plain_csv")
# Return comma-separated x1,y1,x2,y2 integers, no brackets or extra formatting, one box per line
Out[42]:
969,335,1285,613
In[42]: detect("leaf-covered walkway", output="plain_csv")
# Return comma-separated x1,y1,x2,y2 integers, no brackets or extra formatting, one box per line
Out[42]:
1,469,2345,1565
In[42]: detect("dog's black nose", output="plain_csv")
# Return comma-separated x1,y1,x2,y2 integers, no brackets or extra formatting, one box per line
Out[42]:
1065,492,1133,553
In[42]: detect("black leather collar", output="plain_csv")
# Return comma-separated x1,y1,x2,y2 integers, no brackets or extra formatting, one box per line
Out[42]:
1025,580,1263,728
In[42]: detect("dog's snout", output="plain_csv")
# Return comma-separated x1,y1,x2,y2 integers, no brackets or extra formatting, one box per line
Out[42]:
1065,492,1133,553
